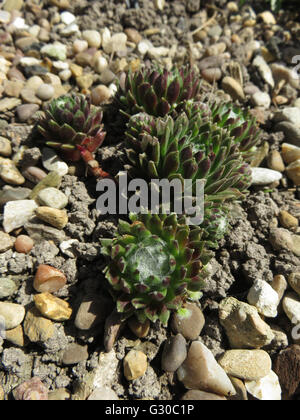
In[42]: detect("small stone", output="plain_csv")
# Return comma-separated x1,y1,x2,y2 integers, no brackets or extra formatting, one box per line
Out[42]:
271,275,287,302
269,228,300,257
23,307,55,343
3,200,38,233
76,74,94,90
251,91,271,109
0,302,25,330
218,350,272,381
206,42,227,57
161,334,187,372
5,325,25,347
93,56,108,74
30,171,61,200
281,143,300,165
37,187,68,210
258,11,276,25
48,388,70,400
22,166,47,184
221,76,245,101
4,80,24,98
75,51,95,67
60,23,79,37
177,341,236,397
274,107,300,127
181,390,226,400
33,264,67,293
251,167,282,186
124,350,148,381
91,85,111,105
0,158,25,185
283,292,300,325
62,343,89,365
60,11,76,25
20,88,41,105
59,69,72,82
286,159,300,186
279,210,298,230
73,39,88,54
0,231,15,252
59,239,79,258
124,28,142,44
14,235,34,254
251,142,269,168
82,30,101,48
0,277,17,298
41,43,67,61
16,104,39,123
42,148,68,177
0,10,11,23
88,388,119,400
49,0,70,8
36,84,55,101
99,69,116,85
247,279,279,318
35,206,68,230
171,303,205,340
69,62,83,78
13,377,48,401
25,222,66,245
128,318,150,338
273,345,300,398
229,376,248,401
74,296,111,330
34,293,72,321
245,371,281,401
0,187,31,206
0,137,12,157
219,297,274,349
288,273,300,297
253,55,275,88
267,150,285,172
201,68,222,83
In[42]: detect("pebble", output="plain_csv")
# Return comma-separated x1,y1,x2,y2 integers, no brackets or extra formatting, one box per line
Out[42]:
59,69,72,82
267,150,285,172
286,159,300,186
0,231,15,252
247,279,279,318
128,318,150,338
0,302,25,330
30,171,62,200
161,334,187,372
14,235,34,254
279,210,298,230
22,166,47,184
16,104,39,122
23,307,55,343
42,148,69,177
271,275,288,303
221,76,245,101
20,88,41,105
0,97,21,113
82,30,101,48
218,350,272,381
5,325,25,347
88,388,119,400
171,303,205,340
91,85,111,105
33,264,67,293
76,74,94,90
62,343,89,365
269,228,300,257
73,39,88,54
253,55,275,88
35,206,68,230
106,33,127,54
219,297,274,349
3,200,38,233
13,377,48,401
74,296,111,330
60,23,79,37
36,84,55,101
124,28,142,44
59,239,79,258
93,56,108,74
201,68,222,83
60,11,76,25
177,341,236,397
37,187,68,210
251,142,269,168
273,345,300,398
282,292,300,325
251,167,282,186
34,292,72,321
288,273,300,297
181,390,226,400
4,80,24,98
0,277,17,298
0,10,11,23
251,91,271,109
123,350,148,381
3,0,23,11
274,107,300,127
229,376,248,401
99,69,116,85
245,371,281,401
281,143,300,165
0,137,11,158
41,43,67,61
0,187,31,206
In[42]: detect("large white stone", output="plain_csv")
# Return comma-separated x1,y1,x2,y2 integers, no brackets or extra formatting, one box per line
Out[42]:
251,167,282,186
3,200,38,233
42,147,68,176
245,371,282,400
282,292,300,325
247,280,279,318
0,302,25,330
177,341,236,397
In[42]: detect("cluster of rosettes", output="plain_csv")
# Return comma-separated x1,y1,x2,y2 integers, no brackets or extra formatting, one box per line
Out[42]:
101,213,213,325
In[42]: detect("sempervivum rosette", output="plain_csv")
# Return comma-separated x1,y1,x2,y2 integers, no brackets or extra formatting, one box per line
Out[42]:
101,213,213,325
114,65,201,118
37,94,109,178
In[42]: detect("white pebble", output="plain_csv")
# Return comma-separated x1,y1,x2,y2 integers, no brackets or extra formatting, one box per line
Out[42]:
94,56,108,74
36,84,55,101
283,292,300,325
60,23,79,37
59,69,72,81
245,371,281,401
82,30,102,48
42,147,69,176
251,167,282,186
73,39,88,54
3,200,38,233
60,11,76,25
137,40,153,56
247,280,279,318
0,11,11,24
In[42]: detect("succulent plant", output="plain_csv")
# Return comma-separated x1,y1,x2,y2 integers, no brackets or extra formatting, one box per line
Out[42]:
101,213,213,325
114,66,201,118
125,109,253,205
37,94,109,178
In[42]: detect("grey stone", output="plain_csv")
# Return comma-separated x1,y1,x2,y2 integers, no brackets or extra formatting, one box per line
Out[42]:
161,333,187,372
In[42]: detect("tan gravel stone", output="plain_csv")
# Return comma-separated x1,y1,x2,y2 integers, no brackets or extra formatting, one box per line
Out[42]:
124,350,148,380
35,207,68,230
34,292,72,321
23,307,55,343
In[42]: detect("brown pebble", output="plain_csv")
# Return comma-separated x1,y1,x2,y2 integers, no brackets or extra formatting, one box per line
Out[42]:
128,317,150,338
14,235,34,254
33,264,67,293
